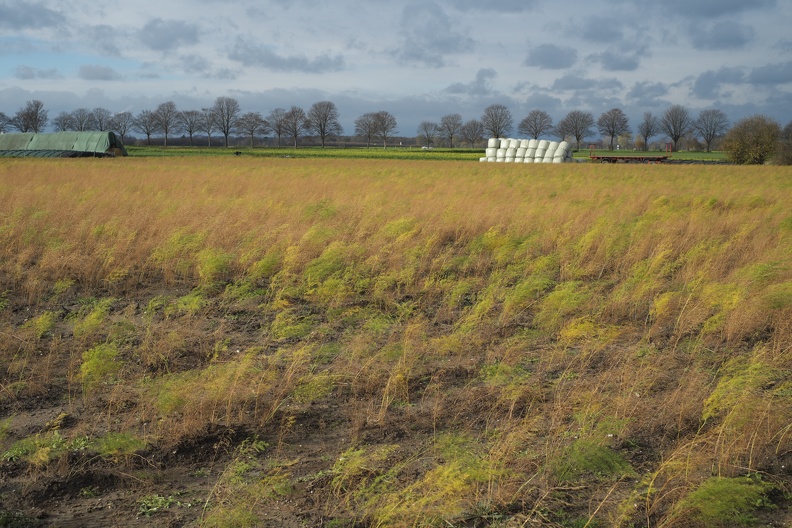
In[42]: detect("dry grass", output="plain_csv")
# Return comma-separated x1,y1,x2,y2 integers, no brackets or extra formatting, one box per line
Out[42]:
0,157,790,526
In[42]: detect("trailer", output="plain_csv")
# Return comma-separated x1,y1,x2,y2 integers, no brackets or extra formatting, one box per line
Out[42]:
589,144,672,163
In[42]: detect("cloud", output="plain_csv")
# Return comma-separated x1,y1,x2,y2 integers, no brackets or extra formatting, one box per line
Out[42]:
0,2,61,30
626,81,670,107
229,38,345,73
577,16,625,44
636,0,775,17
748,61,792,85
552,75,623,92
14,66,63,80
449,0,537,11
690,21,755,50
588,49,644,72
524,44,577,70
692,67,745,99
78,65,123,81
85,25,124,56
138,18,200,52
444,68,497,96
392,2,475,67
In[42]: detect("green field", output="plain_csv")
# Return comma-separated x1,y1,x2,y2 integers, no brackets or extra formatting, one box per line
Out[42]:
126,144,728,162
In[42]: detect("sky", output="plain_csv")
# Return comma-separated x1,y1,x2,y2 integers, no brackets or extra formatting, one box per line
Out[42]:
1,0,791,139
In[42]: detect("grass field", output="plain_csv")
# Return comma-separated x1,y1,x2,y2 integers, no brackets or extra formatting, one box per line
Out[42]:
0,157,789,526
126,144,728,162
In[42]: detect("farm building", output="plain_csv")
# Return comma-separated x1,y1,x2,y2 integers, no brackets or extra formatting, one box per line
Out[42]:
0,131,127,158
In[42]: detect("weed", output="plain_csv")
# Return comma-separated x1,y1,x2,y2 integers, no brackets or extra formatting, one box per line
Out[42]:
665,475,775,527
79,342,122,394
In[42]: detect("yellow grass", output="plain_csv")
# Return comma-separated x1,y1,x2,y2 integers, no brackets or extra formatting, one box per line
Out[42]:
0,157,790,526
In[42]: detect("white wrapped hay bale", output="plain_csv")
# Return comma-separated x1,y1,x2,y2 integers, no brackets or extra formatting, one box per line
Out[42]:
487,138,499,149
496,148,506,160
499,138,510,149
528,139,538,149
520,139,530,149
480,157,489,162
486,147,498,158
543,141,558,163
525,147,537,161
516,147,527,159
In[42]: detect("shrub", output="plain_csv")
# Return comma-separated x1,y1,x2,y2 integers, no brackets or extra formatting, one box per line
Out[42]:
722,115,781,164
667,476,775,527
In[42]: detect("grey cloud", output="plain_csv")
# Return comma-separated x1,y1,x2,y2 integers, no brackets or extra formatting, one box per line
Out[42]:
138,18,200,52
690,21,755,50
552,75,623,92
588,49,643,72
86,25,123,56
229,38,345,73
0,2,61,30
14,66,62,80
748,61,792,85
692,67,745,99
444,68,497,96
78,65,123,81
449,0,538,12
578,17,624,44
626,81,669,107
635,0,775,17
775,40,792,53
524,44,577,70
393,2,475,68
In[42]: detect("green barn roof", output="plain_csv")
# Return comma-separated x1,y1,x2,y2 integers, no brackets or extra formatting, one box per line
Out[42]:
0,131,127,157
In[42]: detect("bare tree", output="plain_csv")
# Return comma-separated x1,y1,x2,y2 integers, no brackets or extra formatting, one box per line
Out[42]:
212,96,241,147
268,108,288,147
154,101,181,147
518,109,553,139
637,112,659,151
177,110,203,146
110,111,135,144
439,113,462,147
597,108,631,150
52,111,74,132
417,121,439,147
92,107,113,131
693,109,729,152
661,104,693,152
10,100,48,132
354,113,378,148
481,104,513,138
236,111,269,148
306,101,343,148
201,108,216,147
459,119,485,147
373,111,398,148
71,108,96,131
0,111,9,133
555,110,595,150
283,106,308,148
134,110,160,145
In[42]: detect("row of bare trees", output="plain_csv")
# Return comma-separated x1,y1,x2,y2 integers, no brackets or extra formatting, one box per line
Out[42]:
473,104,731,152
0,98,754,152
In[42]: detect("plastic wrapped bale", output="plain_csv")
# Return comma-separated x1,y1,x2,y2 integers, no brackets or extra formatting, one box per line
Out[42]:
480,157,489,162
535,140,548,160
528,139,539,149
499,138,510,149
516,147,527,160
487,138,499,149
508,139,520,149
525,147,537,162
520,139,531,149
496,148,506,161
505,147,517,162
542,141,558,163
554,141,569,161
486,147,498,159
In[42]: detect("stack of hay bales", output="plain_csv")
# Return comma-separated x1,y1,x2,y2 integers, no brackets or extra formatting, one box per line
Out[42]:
479,138,574,163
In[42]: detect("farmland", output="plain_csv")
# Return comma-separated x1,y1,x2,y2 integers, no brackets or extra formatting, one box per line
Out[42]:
0,157,790,527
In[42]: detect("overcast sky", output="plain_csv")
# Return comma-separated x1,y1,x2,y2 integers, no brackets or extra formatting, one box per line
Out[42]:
1,0,790,138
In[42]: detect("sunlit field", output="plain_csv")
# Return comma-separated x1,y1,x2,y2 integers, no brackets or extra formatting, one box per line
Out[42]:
0,157,789,526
